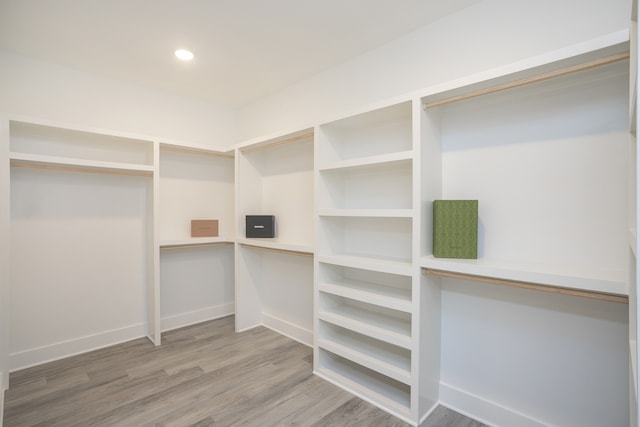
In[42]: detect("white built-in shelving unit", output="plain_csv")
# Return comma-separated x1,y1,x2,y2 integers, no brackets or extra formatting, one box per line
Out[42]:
0,22,637,427
1,116,236,369
419,43,631,305
7,119,158,360
311,30,633,425
157,143,235,335
314,101,439,424
234,128,314,345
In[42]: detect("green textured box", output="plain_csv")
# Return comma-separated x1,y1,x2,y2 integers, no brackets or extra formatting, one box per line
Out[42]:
433,200,478,259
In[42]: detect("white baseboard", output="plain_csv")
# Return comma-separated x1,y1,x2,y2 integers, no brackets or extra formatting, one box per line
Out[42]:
262,313,313,347
161,303,234,332
0,371,4,427
439,382,548,427
9,323,146,372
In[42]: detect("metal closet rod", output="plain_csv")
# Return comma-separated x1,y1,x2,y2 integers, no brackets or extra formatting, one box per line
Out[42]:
423,51,630,109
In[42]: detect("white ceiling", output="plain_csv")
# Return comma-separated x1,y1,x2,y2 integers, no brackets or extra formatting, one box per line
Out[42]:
0,0,480,108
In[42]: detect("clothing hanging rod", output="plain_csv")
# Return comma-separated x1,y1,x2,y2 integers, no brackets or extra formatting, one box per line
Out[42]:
423,51,630,110
10,161,153,178
240,131,314,154
239,242,313,257
423,267,628,304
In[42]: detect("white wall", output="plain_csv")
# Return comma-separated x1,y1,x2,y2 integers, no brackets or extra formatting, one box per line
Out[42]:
237,0,631,141
440,279,628,427
0,49,237,148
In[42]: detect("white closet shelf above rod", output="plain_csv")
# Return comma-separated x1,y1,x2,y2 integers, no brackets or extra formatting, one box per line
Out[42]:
423,267,629,304
239,242,313,257
160,241,233,250
423,51,630,109
159,145,234,159
10,160,153,178
240,131,314,154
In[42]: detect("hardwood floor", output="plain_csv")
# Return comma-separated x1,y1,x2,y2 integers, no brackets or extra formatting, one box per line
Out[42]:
3,316,485,426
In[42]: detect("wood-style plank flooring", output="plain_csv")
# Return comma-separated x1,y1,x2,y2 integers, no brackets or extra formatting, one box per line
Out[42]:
3,316,485,426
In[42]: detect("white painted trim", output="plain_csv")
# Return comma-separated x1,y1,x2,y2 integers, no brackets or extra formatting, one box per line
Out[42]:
262,313,313,347
9,323,146,372
418,402,440,426
439,382,550,427
160,303,234,332
0,371,4,427
314,369,416,426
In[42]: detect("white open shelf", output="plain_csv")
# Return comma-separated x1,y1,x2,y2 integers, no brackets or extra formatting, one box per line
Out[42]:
318,293,412,349
316,349,411,417
318,274,412,313
318,150,413,172
317,254,413,277
159,236,233,249
422,255,628,297
317,101,412,165
318,159,412,211
10,152,154,175
317,216,412,263
318,209,414,218
9,119,153,165
318,322,411,385
236,237,313,255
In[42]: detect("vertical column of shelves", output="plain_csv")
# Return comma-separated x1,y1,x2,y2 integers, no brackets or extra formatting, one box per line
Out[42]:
234,129,314,345
7,119,156,369
157,144,235,334
314,101,419,423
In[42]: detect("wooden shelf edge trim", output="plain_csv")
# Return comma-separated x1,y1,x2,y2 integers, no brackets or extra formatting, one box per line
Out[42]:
240,131,314,154
422,268,629,304
423,51,630,109
239,242,313,257
160,241,233,250
10,160,153,177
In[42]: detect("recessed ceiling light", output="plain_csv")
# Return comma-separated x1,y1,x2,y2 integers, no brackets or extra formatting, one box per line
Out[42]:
175,49,194,61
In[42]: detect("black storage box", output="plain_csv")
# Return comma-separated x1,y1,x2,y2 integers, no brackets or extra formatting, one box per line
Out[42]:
246,215,276,238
